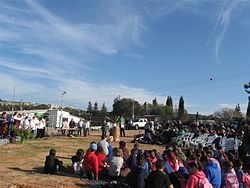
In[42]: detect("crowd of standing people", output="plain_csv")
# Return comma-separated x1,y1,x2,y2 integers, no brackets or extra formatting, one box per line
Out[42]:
0,111,46,140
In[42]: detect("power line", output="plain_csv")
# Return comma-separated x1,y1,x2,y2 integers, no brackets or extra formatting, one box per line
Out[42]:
147,72,249,91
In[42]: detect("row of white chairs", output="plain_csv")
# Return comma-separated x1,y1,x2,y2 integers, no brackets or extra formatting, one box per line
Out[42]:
175,132,242,151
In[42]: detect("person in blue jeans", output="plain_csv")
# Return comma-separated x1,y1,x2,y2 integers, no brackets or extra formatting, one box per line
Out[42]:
200,155,221,188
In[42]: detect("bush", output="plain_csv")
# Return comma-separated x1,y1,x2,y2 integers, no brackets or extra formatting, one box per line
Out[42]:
16,129,32,143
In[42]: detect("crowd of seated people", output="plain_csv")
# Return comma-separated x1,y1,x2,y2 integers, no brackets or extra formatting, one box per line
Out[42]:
134,120,250,154
44,132,250,188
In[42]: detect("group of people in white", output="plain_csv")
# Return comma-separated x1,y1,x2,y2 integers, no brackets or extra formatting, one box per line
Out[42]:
13,111,46,138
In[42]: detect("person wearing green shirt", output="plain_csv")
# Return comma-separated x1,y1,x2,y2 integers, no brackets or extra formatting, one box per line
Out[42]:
120,116,126,137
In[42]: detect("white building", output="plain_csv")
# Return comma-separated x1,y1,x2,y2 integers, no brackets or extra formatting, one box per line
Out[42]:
47,109,80,128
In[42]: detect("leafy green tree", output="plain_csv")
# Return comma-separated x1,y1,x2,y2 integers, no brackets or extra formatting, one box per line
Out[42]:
112,98,140,117
142,102,147,115
178,96,185,120
214,108,236,120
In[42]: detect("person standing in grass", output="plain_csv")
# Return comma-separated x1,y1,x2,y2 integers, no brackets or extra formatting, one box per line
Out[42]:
120,115,126,137
85,119,90,136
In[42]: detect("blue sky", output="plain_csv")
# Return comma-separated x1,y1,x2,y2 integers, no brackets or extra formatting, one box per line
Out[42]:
0,0,250,115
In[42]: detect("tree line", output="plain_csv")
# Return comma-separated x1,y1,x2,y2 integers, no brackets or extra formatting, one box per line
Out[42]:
86,96,187,121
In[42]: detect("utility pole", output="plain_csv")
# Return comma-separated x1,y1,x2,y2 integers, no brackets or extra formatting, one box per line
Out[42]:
58,90,66,128
132,99,134,120
20,99,23,111
11,87,15,115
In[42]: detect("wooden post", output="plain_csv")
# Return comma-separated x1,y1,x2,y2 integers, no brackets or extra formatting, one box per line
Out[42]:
115,124,120,142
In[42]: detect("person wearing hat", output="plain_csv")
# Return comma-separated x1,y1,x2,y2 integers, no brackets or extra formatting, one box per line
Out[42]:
84,142,99,180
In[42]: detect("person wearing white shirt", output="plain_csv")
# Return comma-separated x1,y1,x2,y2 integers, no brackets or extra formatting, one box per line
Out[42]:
23,116,30,130
30,117,36,137
98,135,109,156
85,119,90,136
62,120,68,135
77,119,84,136
108,147,124,177
37,118,46,138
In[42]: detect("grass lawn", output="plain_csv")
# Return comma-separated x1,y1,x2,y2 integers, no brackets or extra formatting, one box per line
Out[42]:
0,130,165,188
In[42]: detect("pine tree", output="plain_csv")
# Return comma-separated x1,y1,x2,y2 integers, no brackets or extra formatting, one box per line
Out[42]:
166,96,170,106
178,96,185,120
94,101,98,111
169,96,173,107
143,102,147,114
247,97,250,119
101,102,107,113
87,101,92,112
165,96,173,120
235,104,241,112
152,98,157,105
233,104,243,120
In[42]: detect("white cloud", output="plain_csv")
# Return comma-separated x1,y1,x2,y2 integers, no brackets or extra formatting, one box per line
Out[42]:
206,0,249,64
144,0,200,19
209,1,238,64
59,78,166,107
0,59,50,74
0,0,146,78
0,73,46,96
0,73,167,110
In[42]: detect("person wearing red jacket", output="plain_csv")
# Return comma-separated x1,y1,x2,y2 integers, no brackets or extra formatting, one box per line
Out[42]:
95,145,107,172
84,142,99,180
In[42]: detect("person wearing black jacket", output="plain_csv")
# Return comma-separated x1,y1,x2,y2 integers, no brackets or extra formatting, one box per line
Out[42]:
145,159,174,188
127,155,149,188
44,149,63,174
69,118,75,135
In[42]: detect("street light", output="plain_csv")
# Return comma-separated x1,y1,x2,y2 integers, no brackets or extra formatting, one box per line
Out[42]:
59,90,66,128
60,90,67,109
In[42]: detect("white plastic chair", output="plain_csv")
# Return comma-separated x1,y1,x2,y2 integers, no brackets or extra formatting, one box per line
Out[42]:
182,133,194,148
190,133,209,149
202,134,218,148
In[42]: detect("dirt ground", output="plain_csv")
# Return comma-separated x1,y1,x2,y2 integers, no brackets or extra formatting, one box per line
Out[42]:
0,130,165,188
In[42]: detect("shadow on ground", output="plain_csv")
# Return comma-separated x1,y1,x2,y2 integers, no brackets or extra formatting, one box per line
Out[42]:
8,167,107,187
8,166,77,178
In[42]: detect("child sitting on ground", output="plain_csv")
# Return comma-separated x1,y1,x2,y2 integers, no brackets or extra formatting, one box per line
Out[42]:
44,149,63,174
71,149,86,177
84,142,99,180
